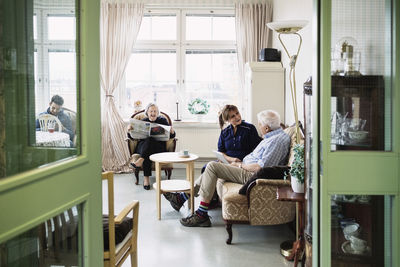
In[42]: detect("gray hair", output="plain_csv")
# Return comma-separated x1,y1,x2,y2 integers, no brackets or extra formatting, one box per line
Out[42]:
257,110,281,130
144,102,159,117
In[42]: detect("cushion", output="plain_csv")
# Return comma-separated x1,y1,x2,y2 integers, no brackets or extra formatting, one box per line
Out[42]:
238,166,290,195
103,215,133,250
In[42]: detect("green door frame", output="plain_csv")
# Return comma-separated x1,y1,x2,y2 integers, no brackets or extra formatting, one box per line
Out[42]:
0,0,102,266
315,0,400,266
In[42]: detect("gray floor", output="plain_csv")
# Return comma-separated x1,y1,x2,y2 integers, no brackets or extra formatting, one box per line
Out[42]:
103,169,295,267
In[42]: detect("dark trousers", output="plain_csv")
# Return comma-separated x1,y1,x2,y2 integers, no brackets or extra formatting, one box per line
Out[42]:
136,137,166,176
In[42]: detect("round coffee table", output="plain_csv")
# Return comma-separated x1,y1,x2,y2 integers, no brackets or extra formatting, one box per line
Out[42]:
150,152,199,220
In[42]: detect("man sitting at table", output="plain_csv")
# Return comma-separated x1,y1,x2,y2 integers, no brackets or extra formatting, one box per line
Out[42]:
36,95,74,142
164,109,291,227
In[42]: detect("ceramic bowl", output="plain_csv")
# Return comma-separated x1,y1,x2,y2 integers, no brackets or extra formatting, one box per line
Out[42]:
349,236,367,252
343,223,360,240
348,130,368,142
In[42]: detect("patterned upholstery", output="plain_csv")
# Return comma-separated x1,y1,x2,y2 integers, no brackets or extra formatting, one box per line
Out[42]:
126,110,176,185
218,124,299,244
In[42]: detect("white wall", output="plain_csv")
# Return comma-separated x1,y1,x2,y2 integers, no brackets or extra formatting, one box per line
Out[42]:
271,0,313,126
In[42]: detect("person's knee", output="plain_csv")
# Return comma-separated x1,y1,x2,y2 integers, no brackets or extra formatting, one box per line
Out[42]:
205,161,219,173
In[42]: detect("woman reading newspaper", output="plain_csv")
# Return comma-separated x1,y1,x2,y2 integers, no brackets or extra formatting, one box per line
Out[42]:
127,103,176,190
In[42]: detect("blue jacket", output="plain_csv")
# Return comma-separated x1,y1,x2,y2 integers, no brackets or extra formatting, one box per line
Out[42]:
36,108,74,141
218,121,262,161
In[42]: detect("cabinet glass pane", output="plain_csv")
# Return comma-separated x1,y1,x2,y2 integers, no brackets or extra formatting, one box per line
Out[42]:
330,0,392,151
0,205,82,266
0,0,79,179
331,195,392,266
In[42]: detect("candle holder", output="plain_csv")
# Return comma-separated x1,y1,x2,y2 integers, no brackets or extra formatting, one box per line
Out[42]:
174,101,181,121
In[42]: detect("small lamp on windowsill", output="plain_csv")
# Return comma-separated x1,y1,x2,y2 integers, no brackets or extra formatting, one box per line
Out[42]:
267,20,308,144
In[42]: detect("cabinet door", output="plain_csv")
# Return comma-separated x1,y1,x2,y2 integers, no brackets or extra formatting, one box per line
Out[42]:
317,0,400,266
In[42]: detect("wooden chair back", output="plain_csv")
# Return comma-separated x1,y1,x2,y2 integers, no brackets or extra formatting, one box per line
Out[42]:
102,171,139,267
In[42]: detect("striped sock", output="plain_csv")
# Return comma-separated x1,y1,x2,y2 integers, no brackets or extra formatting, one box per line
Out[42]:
196,201,210,218
179,192,189,201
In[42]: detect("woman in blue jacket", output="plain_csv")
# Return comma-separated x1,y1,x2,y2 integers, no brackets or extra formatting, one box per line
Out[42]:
217,104,262,163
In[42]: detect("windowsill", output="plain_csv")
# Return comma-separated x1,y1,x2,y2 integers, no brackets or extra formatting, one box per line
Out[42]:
122,119,219,129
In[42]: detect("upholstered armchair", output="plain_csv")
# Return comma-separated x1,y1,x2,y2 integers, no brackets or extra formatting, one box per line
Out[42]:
126,110,177,185
216,125,300,244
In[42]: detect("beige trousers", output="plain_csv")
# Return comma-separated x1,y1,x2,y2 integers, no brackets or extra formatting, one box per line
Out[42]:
194,161,254,201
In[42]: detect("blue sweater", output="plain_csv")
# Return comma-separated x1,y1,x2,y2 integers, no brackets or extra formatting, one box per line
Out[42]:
217,121,262,161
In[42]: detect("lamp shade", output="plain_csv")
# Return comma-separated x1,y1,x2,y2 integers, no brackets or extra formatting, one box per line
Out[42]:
267,20,308,34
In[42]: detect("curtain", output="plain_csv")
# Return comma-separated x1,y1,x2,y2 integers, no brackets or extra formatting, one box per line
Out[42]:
235,2,273,90
100,2,144,172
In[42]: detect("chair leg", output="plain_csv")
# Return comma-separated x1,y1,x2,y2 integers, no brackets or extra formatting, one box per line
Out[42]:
225,222,233,244
167,169,172,180
134,170,139,185
130,251,137,267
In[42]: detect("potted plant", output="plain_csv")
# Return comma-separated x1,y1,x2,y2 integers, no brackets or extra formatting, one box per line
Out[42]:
288,143,305,193
188,98,210,121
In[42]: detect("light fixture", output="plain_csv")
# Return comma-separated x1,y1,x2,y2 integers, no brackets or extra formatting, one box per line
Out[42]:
267,20,308,143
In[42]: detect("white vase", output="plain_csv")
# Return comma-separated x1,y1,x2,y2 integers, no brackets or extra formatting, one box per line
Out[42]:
195,114,205,122
291,176,304,193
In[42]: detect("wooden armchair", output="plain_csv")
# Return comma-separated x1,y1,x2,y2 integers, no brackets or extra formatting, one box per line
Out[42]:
126,110,177,185
102,171,139,267
216,124,301,244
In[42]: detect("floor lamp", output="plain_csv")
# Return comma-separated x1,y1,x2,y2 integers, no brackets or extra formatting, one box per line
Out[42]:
267,20,308,143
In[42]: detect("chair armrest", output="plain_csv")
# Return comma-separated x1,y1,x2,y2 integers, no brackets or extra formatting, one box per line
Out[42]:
166,138,177,152
115,201,139,224
246,179,291,206
126,138,138,156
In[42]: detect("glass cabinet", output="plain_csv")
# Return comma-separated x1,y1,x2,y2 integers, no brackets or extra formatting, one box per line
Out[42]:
331,75,385,151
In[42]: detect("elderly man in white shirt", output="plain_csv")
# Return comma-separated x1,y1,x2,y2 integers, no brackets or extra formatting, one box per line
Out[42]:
165,110,291,227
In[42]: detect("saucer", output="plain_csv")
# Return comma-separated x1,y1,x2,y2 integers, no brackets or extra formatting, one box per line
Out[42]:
341,241,370,255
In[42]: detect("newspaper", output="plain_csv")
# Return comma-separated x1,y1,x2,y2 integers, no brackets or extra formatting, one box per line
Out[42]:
128,118,171,141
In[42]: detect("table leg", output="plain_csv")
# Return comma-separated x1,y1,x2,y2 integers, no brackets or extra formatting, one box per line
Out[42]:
189,161,195,215
186,163,191,210
155,162,161,220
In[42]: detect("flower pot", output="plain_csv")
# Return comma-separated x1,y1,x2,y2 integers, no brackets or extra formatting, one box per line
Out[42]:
195,114,206,122
291,176,304,193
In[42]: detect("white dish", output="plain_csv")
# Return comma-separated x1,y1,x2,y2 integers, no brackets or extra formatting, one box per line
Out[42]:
267,20,308,34
341,241,370,255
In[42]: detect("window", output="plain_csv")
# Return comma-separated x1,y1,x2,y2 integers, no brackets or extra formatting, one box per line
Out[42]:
117,9,240,122
34,8,77,115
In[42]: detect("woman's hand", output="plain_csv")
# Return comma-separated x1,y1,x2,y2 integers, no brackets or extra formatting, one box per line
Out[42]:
127,124,133,131
170,126,175,134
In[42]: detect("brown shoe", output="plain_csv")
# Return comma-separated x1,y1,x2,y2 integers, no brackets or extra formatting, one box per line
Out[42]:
180,213,211,227
163,192,184,211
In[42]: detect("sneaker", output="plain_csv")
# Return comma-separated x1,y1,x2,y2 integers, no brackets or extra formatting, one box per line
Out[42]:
163,192,184,211
180,213,211,227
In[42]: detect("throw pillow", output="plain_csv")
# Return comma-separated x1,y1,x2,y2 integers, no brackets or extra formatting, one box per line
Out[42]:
103,215,133,250
238,166,290,195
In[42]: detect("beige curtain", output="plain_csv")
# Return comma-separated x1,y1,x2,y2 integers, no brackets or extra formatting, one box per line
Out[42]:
101,2,144,172
235,1,273,89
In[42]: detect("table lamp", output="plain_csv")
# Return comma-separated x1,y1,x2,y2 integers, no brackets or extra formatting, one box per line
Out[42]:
267,20,308,143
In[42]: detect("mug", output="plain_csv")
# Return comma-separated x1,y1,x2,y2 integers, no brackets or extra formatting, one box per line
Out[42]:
182,150,189,156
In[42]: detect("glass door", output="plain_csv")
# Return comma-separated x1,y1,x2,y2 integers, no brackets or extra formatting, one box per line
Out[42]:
317,0,399,266
0,0,102,266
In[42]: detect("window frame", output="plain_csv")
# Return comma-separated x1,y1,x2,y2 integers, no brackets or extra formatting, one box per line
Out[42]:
118,7,239,122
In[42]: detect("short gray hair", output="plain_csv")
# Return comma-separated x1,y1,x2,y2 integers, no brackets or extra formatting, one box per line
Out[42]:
144,102,159,117
257,110,281,130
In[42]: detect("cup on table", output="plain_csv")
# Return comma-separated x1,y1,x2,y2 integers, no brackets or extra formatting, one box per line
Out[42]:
182,150,189,156
349,236,367,253
48,127,55,133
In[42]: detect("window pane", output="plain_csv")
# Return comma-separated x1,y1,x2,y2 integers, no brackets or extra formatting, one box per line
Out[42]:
0,205,82,266
48,15,75,40
186,14,235,41
330,0,391,151
331,195,392,266
137,15,176,40
123,51,177,118
184,50,240,121
0,0,79,179
49,51,77,111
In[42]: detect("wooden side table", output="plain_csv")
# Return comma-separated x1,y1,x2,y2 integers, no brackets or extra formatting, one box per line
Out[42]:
150,152,199,220
277,186,305,267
